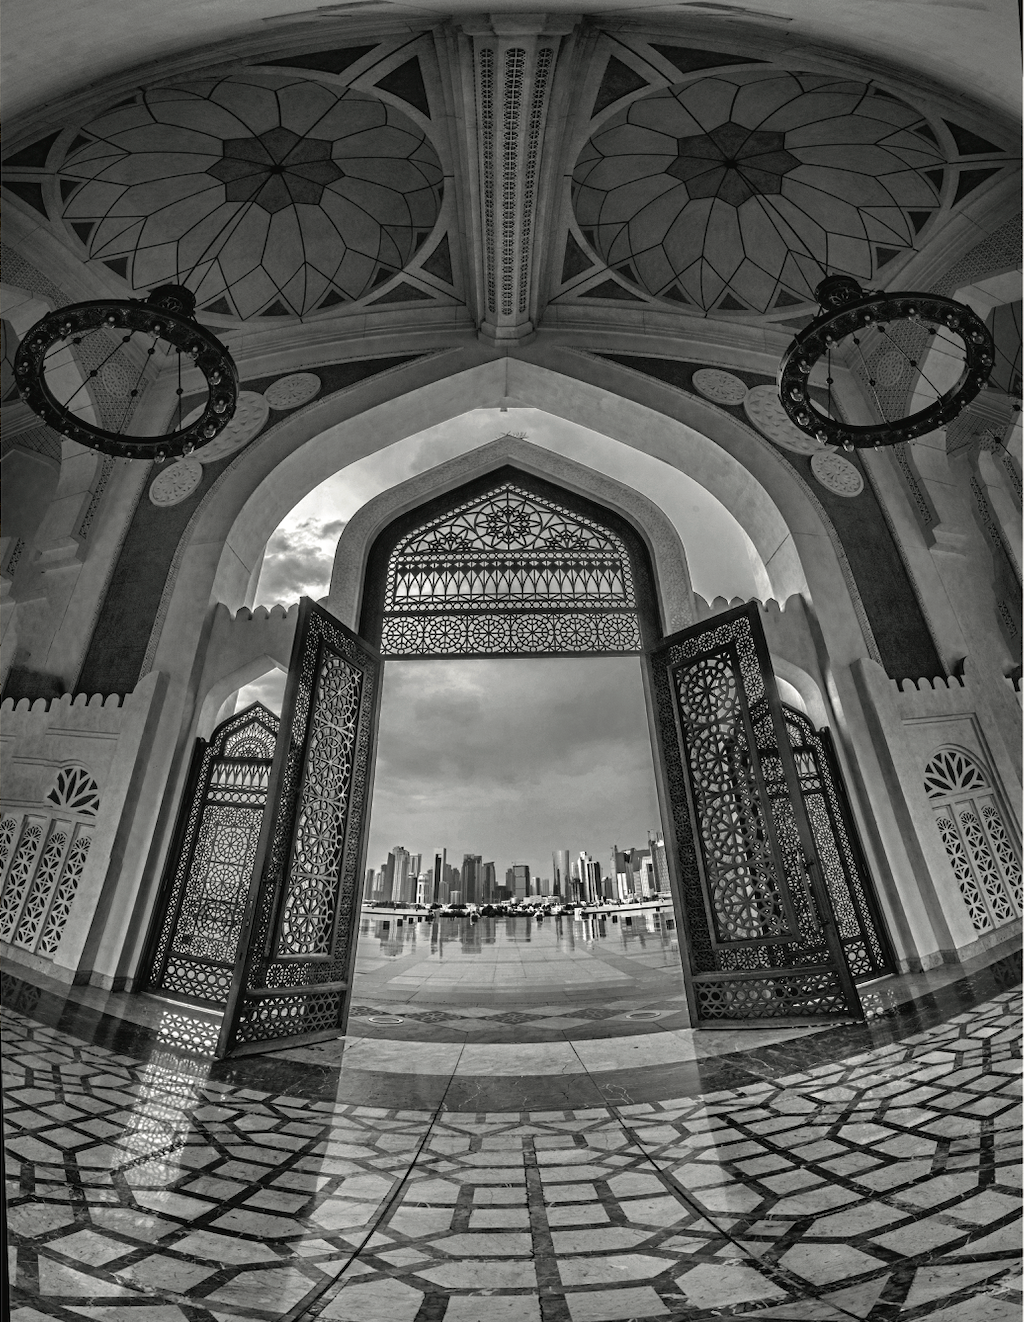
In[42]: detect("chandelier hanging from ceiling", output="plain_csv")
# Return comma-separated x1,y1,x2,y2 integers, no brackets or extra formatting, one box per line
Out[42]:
777,275,995,450
13,283,238,462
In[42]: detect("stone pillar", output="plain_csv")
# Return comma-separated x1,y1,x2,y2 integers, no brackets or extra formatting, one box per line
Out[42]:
459,15,574,348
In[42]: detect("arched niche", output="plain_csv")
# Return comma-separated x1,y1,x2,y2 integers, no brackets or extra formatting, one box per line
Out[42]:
324,435,695,639
147,355,877,703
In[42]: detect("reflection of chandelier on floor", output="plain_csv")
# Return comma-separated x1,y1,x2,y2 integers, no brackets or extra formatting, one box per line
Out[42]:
778,275,995,450
13,283,238,462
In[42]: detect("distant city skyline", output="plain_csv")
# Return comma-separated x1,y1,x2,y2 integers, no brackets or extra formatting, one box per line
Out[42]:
365,834,668,906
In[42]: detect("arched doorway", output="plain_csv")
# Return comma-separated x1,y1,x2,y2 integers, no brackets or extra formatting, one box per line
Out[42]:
145,466,892,1056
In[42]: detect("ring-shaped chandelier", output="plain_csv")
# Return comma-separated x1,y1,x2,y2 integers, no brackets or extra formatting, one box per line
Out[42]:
778,276,995,450
13,284,238,462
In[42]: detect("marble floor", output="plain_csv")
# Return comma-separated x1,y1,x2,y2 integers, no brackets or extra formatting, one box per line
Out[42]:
3,946,1021,1322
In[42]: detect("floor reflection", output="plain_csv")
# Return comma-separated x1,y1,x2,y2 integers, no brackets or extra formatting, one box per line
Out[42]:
353,909,685,1013
3,952,1020,1322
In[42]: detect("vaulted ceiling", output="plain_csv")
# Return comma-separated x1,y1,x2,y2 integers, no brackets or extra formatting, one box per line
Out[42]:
1,9,1019,363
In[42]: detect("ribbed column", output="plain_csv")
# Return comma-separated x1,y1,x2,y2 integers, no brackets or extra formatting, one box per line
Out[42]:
461,16,571,347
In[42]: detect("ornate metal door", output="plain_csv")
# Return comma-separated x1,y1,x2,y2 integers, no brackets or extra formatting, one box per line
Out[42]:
648,601,863,1024
144,703,280,1005
783,705,896,982
218,598,381,1058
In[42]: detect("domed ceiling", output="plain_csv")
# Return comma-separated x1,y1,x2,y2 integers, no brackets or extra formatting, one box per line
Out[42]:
49,74,443,319
573,69,961,315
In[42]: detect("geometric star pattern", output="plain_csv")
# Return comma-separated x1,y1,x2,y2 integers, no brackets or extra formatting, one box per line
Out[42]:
573,70,948,314
58,74,443,319
4,979,1020,1320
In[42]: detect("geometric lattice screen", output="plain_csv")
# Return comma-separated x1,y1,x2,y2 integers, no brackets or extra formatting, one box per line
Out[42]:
0,763,101,961
924,747,1022,935
784,706,895,983
219,599,380,1059
649,601,863,1024
144,703,280,1007
369,472,650,658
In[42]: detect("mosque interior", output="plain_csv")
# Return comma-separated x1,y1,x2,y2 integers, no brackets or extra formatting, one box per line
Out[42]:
0,1,1021,1319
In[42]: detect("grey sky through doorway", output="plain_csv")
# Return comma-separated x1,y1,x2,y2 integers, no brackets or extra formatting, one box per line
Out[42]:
236,412,764,876
365,657,662,883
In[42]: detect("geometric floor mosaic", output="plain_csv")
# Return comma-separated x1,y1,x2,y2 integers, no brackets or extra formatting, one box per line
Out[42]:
5,981,1021,1320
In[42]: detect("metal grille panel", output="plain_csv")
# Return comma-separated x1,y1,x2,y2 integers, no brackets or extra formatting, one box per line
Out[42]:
649,602,861,1024
784,706,896,982
376,478,645,657
219,600,380,1057
144,704,279,1007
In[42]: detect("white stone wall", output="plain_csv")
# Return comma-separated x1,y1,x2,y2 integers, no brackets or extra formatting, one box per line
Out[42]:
0,672,165,983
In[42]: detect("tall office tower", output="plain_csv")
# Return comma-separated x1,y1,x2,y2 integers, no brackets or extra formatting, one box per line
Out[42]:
388,846,413,903
416,871,432,906
433,852,443,904
569,858,583,902
363,867,376,901
409,853,422,882
577,852,604,903
511,863,530,900
444,863,460,901
638,854,656,897
552,848,570,897
482,861,496,902
461,854,482,904
612,846,630,901
611,846,629,900
648,831,669,893
380,853,396,902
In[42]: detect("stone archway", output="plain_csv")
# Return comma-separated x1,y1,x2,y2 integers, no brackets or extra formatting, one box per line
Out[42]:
142,457,890,1056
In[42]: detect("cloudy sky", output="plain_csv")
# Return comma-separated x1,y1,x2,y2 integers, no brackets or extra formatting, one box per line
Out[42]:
236,407,766,879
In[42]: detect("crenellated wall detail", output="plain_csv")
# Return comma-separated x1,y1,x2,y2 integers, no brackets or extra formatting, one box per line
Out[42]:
0,671,165,983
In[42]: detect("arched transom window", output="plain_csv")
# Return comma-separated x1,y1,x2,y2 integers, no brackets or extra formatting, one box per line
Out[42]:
924,748,1022,934
369,474,654,658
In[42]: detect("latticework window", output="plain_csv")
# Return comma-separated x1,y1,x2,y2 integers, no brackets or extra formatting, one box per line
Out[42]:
376,478,646,657
924,747,1021,933
0,814,93,957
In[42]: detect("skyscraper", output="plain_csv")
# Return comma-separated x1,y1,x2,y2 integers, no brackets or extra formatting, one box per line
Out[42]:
461,853,482,904
577,852,603,903
433,852,444,904
552,848,570,897
482,861,496,903
648,832,669,894
510,863,530,901
387,846,413,904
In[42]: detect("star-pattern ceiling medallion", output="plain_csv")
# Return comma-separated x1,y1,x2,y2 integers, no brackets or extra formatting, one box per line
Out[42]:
209,129,344,213
572,69,964,316
54,75,443,320
666,124,799,207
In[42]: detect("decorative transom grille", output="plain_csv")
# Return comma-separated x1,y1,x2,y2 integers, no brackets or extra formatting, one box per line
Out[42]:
45,766,100,818
379,480,643,657
923,747,1021,934
924,747,988,800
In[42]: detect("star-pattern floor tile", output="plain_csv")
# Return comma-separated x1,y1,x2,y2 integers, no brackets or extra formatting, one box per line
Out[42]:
3,963,1021,1321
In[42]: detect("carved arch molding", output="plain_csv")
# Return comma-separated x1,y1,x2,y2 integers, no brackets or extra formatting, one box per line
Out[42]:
144,470,895,1055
